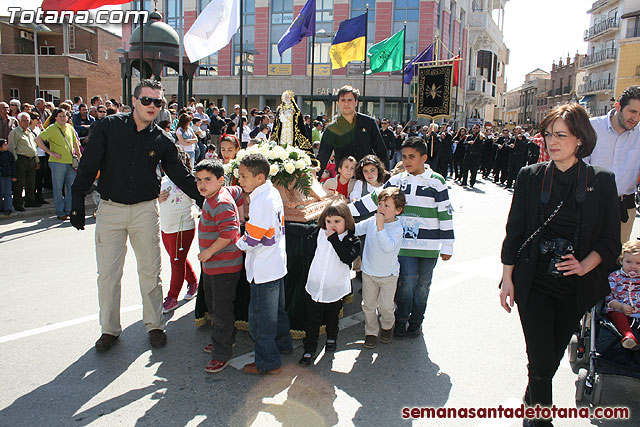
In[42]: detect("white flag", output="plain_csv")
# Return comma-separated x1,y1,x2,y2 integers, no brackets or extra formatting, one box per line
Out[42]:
184,0,240,62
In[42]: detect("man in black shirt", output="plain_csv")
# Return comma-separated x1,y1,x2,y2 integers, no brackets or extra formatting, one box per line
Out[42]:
208,105,225,148
460,124,485,188
71,79,203,351
317,86,389,174
379,118,395,165
425,123,441,169
493,129,511,184
436,127,454,178
505,127,528,188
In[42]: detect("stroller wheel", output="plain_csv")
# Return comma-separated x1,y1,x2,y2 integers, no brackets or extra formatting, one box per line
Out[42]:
591,373,603,406
575,368,587,402
568,334,579,364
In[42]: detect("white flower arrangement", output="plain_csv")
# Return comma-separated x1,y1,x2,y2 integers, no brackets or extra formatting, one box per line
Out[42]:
225,141,314,194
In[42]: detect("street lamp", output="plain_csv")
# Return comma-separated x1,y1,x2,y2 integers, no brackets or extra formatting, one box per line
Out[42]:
33,23,52,100
316,29,335,117
243,44,259,112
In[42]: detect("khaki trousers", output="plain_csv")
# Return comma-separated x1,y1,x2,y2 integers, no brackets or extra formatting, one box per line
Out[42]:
362,272,398,336
95,199,164,335
621,208,636,243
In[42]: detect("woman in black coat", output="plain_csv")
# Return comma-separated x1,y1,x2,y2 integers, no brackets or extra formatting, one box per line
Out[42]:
499,104,620,427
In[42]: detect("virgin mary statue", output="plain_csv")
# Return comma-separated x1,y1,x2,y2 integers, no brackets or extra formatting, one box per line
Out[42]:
270,90,312,154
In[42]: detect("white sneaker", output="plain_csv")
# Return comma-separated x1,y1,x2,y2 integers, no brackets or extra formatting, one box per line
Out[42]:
622,337,639,350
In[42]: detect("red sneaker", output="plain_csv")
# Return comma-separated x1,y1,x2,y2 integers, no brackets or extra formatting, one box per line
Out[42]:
205,359,228,373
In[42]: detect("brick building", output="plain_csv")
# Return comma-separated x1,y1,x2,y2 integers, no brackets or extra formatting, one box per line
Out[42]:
0,19,123,105
122,0,509,127
547,54,585,110
517,68,550,129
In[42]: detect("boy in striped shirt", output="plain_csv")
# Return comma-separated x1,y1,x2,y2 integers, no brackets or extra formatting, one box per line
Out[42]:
350,136,454,338
194,159,244,373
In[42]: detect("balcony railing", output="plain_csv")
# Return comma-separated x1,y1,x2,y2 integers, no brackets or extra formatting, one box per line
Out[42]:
581,48,617,68
587,0,609,13
468,76,495,98
563,86,571,94
589,108,609,117
584,17,620,40
578,79,613,95
554,88,562,96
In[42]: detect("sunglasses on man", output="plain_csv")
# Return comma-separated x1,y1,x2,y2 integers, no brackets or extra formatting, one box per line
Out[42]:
138,96,163,108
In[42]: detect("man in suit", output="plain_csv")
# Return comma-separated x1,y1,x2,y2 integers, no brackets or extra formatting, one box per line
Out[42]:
317,85,389,174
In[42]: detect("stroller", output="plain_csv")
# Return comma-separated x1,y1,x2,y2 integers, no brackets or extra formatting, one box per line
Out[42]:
570,300,640,405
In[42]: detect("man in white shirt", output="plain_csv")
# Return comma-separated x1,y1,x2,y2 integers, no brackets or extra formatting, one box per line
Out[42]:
587,86,640,242
193,103,210,132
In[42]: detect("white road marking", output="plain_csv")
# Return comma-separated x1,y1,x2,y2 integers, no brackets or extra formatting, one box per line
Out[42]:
0,258,488,349
0,304,142,344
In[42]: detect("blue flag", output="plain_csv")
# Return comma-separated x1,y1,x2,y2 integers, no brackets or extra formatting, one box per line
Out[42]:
403,44,434,85
277,0,316,56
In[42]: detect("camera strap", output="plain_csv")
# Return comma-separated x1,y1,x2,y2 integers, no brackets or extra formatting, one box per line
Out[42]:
540,161,588,205
538,160,589,253
516,201,564,259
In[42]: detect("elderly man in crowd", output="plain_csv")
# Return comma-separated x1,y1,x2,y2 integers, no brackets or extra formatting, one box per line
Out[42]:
193,103,210,133
8,112,39,210
34,98,50,123
0,102,18,141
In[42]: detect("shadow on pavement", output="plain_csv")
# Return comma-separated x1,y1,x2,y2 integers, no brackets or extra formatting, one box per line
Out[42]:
0,216,96,243
1,305,451,426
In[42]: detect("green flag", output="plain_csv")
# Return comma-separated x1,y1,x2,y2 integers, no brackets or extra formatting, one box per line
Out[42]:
366,28,405,74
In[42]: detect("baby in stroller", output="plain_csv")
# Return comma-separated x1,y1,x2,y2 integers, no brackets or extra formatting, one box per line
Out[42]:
604,240,640,351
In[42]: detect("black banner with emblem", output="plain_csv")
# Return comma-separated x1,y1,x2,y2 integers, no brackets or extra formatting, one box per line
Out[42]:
416,64,453,119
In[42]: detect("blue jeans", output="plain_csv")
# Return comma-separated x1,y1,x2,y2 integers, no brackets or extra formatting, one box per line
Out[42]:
390,151,402,169
249,277,292,371
0,176,13,211
396,256,438,325
49,162,76,217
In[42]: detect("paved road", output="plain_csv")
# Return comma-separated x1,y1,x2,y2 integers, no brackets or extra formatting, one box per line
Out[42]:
1,176,638,426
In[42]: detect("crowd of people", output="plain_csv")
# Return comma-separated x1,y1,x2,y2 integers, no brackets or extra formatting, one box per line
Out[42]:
2,79,639,426
0,87,554,220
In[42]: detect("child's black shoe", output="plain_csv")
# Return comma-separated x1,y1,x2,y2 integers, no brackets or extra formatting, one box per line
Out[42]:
406,323,422,338
299,352,314,366
393,322,406,338
325,339,337,352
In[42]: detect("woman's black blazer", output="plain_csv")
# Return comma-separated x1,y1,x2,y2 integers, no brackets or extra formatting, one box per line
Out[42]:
501,161,621,315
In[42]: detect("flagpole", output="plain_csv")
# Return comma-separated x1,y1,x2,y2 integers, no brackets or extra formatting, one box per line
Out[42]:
399,21,405,123
178,0,184,108
361,6,368,114
453,49,460,130
139,0,144,83
239,0,244,116
310,31,315,116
